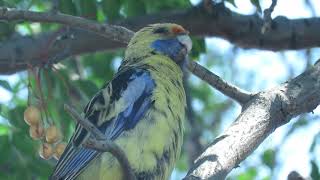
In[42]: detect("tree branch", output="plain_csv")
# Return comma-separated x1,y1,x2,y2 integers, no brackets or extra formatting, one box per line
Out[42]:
0,29,127,74
262,0,277,33
187,60,253,105
184,61,320,179
113,2,320,51
1,2,320,74
50,0,60,14
64,104,136,180
1,4,320,179
0,6,251,105
0,7,132,43
287,171,306,180
83,138,136,180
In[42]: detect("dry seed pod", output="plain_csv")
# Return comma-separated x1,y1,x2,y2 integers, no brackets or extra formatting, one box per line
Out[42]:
24,106,41,126
45,125,60,144
54,142,67,160
29,124,44,140
39,143,53,160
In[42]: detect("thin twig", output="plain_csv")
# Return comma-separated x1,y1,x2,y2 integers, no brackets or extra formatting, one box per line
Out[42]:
51,0,59,14
187,60,253,105
84,139,136,180
262,0,277,34
64,104,136,180
305,0,316,17
64,104,105,140
0,7,134,43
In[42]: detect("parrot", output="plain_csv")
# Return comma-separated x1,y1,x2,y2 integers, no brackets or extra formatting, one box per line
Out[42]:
50,23,192,180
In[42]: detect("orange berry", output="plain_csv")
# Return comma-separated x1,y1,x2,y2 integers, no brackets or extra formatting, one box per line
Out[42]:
54,142,67,160
24,106,41,126
39,143,53,160
45,125,60,144
29,124,44,140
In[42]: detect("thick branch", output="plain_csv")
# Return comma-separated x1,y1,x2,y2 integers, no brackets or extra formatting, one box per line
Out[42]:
0,29,127,74
184,62,320,179
64,104,136,180
0,6,250,104
0,7,132,43
1,3,320,74
108,2,320,51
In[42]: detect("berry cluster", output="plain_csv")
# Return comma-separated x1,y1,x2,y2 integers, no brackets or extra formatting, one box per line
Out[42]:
24,106,66,160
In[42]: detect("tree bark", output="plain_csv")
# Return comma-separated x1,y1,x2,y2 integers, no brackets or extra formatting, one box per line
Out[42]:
184,61,320,179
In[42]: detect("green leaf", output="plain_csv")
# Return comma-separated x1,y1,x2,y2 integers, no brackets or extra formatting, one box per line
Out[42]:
250,0,262,12
75,80,99,98
0,79,12,91
58,0,77,15
261,176,271,180
311,160,320,180
12,132,37,156
74,0,98,19
97,8,106,22
82,52,116,86
0,22,15,40
0,135,11,163
262,149,275,169
237,167,257,180
123,0,146,17
190,38,206,59
8,105,27,129
282,117,308,141
29,157,52,177
143,0,191,13
190,83,212,103
0,124,10,135
309,132,319,152
226,0,237,7
101,0,122,21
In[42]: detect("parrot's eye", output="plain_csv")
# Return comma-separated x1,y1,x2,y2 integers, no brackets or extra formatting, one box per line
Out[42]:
153,27,169,34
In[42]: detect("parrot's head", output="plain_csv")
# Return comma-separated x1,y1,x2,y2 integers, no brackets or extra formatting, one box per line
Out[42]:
123,23,192,68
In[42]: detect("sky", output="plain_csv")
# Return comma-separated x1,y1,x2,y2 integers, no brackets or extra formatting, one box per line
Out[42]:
0,0,319,179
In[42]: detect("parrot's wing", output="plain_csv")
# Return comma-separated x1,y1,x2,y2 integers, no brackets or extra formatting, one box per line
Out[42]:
50,68,155,180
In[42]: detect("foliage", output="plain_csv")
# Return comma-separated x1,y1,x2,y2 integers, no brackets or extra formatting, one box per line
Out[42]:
0,0,318,180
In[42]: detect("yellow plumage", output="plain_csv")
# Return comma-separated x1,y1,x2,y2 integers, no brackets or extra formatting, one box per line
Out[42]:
50,23,192,180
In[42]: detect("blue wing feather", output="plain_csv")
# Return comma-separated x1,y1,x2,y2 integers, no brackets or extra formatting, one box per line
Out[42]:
50,69,155,180
108,89,154,139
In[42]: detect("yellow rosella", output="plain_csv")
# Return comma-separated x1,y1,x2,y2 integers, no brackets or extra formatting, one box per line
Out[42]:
50,23,192,180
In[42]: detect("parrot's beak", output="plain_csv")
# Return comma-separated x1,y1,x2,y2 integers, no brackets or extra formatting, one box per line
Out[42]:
177,35,192,53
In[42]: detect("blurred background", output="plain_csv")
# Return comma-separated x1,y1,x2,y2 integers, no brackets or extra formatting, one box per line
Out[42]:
0,0,319,179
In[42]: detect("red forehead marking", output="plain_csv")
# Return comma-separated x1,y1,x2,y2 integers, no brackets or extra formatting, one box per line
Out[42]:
171,26,187,34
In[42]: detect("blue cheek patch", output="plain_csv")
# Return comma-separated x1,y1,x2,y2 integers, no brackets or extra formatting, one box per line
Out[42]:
151,39,184,61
